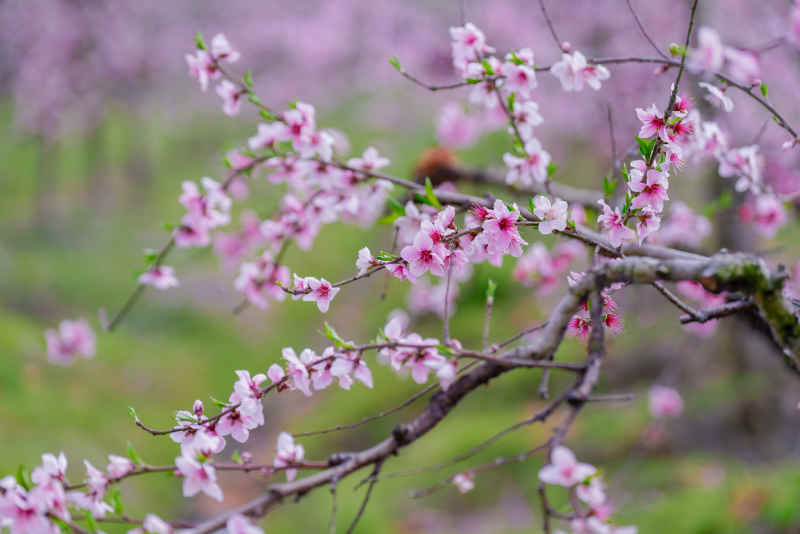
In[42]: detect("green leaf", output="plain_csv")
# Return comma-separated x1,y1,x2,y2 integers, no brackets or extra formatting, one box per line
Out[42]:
143,249,159,264
232,450,244,465
603,175,617,197
126,442,144,466
508,50,524,65
210,396,228,408
486,279,497,301
260,109,276,121
481,59,495,75
375,251,395,262
162,221,176,231
506,92,515,113
127,406,138,422
248,93,262,106
377,198,405,224
567,219,577,231
760,83,768,98
108,487,124,515
668,42,686,57
622,191,632,215
464,78,482,84
323,322,355,349
702,190,733,218
424,177,443,209
243,70,254,88
194,31,206,50
50,517,71,534
86,512,99,534
388,56,402,72
16,465,32,491
547,162,558,178
436,344,454,356
635,136,657,160
528,197,536,213
620,164,629,181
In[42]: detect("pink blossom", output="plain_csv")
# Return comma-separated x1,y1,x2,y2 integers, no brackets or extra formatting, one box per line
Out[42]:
502,61,537,98
652,202,711,247
401,231,446,277
635,207,661,243
31,453,67,486
216,80,243,116
106,455,135,479
436,103,480,148
538,446,596,487
141,514,173,534
185,50,217,92
179,177,231,229
234,253,290,310
233,370,267,400
723,47,760,86
249,122,286,151
331,351,374,389
174,454,223,501
226,149,254,171
452,472,475,494
687,27,724,73
718,145,762,193
512,101,543,141
503,138,551,185
226,514,263,534
532,195,568,235
347,146,390,173
267,364,285,385
597,200,635,248
301,277,340,313
45,318,96,365
550,51,610,91
629,165,669,212
282,348,312,396
210,34,239,63
174,215,211,248
739,194,787,238
576,476,607,509
698,82,733,112
355,247,377,275
436,359,458,391
482,200,527,258
273,432,305,482
635,104,668,141
649,385,683,418
217,392,264,443
138,266,178,290
449,23,494,73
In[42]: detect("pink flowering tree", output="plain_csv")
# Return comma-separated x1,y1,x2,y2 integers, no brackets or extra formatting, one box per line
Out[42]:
12,2,800,533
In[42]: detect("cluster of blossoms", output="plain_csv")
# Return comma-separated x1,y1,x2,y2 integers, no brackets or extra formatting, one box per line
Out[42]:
185,34,244,115
378,315,458,389
538,446,636,534
566,272,624,341
687,27,760,86
514,241,585,295
0,452,137,534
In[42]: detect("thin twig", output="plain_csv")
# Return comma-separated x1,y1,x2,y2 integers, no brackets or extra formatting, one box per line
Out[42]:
679,297,754,324
537,0,562,49
651,280,701,319
625,0,669,60
345,461,383,534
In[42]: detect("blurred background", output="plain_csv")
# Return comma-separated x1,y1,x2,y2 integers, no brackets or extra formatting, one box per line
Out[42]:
2,1,800,532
